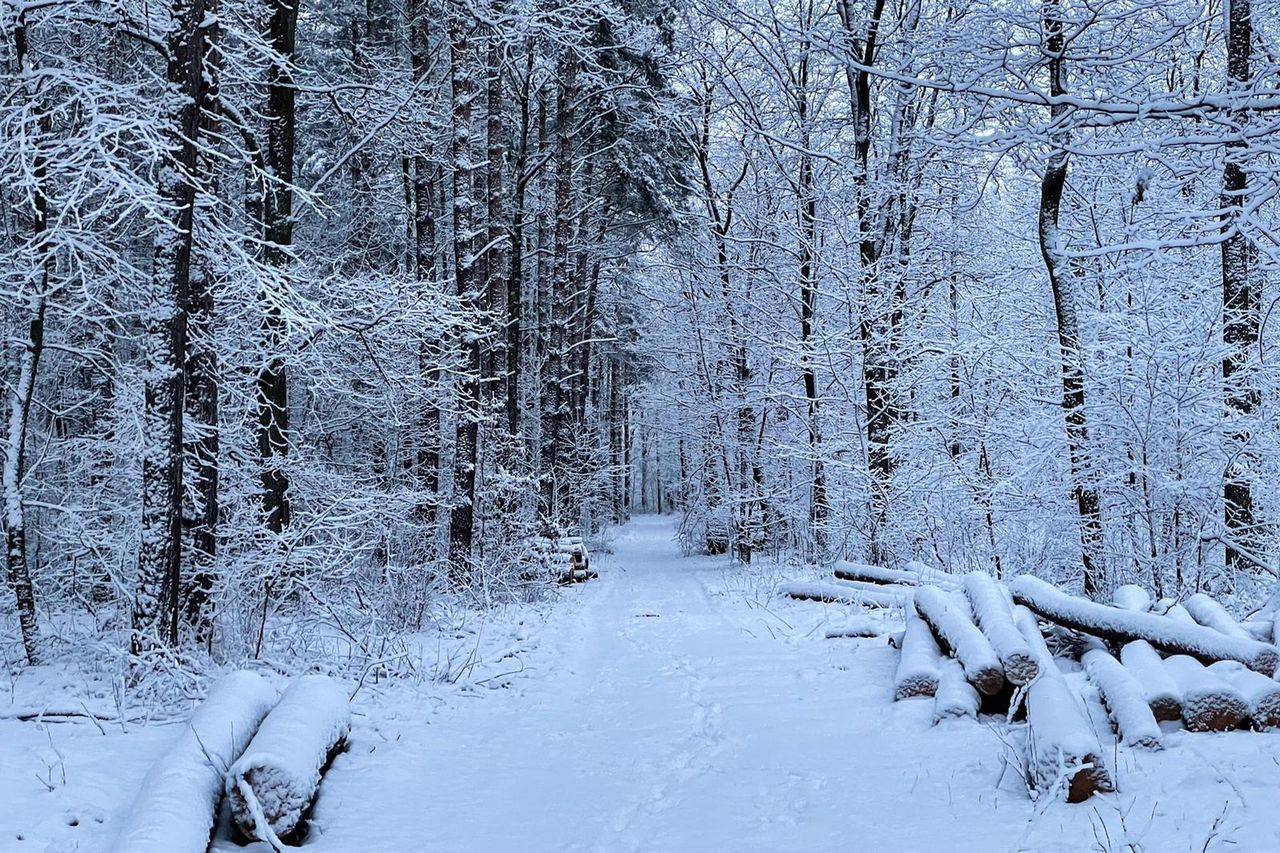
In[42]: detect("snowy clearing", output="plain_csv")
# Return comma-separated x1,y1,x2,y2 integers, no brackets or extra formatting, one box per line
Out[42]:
5,517,1280,852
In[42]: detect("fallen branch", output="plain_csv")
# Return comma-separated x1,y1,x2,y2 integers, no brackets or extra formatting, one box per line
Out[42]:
778,580,904,608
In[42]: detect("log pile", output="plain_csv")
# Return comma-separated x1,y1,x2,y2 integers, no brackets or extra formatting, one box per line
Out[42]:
112,671,350,851
779,561,1280,802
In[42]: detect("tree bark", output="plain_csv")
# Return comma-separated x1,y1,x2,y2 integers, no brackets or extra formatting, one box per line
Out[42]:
256,0,299,535
447,1,480,570
1038,0,1103,597
1220,0,1257,572
135,0,209,653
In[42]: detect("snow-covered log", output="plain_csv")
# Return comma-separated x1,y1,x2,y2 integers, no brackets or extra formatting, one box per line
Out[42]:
1010,575,1279,675
932,658,979,723
894,611,943,699
963,573,1038,685
832,561,956,590
834,577,921,600
824,615,880,639
1082,649,1161,748
227,675,352,844
111,671,278,853
779,580,904,608
1183,593,1252,640
1162,655,1247,732
1207,661,1280,728
1013,607,1114,802
1242,620,1275,643
913,587,1004,695
1119,641,1182,721
1112,584,1151,612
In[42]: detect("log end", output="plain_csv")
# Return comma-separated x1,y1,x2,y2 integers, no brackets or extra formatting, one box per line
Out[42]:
1150,696,1182,722
1002,654,1039,686
894,676,939,700
974,667,1005,696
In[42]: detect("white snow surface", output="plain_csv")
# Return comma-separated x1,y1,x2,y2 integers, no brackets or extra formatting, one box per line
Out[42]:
1112,584,1152,613
10,518,1280,851
931,658,978,722
1184,593,1252,640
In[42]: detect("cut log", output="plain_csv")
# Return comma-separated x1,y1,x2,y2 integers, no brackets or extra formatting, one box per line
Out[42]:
1119,640,1182,721
894,611,943,699
1012,606,1114,803
825,615,880,639
1241,620,1275,643
227,675,352,844
779,580,904,608
913,586,1004,695
1183,593,1252,641
963,573,1038,685
111,671,278,853
932,658,979,723
1010,575,1279,675
1082,649,1161,748
1162,655,1247,732
1112,584,1151,613
833,561,957,590
834,578,921,600
1207,660,1280,729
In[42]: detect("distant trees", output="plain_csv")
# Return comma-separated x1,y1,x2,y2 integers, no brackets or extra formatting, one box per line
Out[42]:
653,0,1280,600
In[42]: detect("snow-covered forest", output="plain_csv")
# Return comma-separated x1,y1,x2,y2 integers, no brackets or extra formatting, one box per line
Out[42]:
4,0,1280,848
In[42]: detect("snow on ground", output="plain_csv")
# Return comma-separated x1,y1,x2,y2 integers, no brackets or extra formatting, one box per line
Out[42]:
6,516,1280,852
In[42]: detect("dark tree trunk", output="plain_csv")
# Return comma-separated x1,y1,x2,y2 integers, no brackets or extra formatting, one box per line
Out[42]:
184,4,223,639
136,0,208,653
1220,0,1257,572
540,58,577,521
838,0,893,563
448,1,480,570
256,0,299,535
5,14,48,665
1038,0,1103,598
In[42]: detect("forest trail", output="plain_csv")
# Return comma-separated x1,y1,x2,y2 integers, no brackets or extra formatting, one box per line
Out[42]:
293,516,1276,853
300,516,1002,851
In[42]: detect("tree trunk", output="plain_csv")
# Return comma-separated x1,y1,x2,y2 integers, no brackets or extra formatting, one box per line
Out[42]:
257,0,299,535
184,4,223,639
447,1,480,571
1220,0,1257,572
1038,0,1103,598
5,14,48,665
135,0,208,653
540,57,577,522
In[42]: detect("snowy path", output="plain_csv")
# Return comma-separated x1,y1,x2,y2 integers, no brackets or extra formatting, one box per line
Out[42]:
300,516,1138,852
299,516,1280,852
